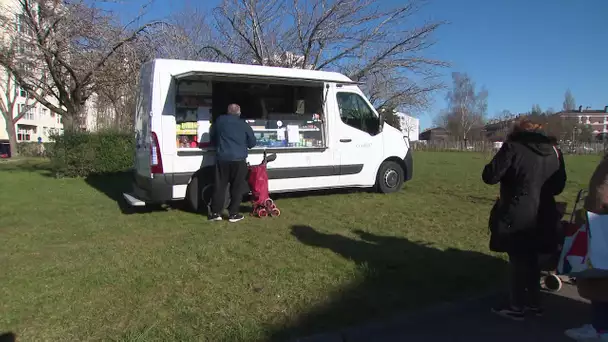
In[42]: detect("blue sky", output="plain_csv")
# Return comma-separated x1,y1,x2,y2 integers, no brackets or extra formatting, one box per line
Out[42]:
114,0,608,130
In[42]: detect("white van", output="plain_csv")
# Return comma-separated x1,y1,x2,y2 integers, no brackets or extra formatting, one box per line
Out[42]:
123,59,413,210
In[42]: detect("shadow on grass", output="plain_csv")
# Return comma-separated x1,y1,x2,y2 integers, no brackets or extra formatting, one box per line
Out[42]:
267,225,510,341
0,332,16,342
84,172,254,215
84,171,178,215
83,168,389,216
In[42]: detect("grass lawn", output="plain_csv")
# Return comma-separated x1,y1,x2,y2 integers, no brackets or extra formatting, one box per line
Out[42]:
0,152,600,341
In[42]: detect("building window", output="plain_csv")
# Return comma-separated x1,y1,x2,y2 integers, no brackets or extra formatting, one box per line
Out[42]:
16,86,27,98
18,104,36,120
15,14,24,33
15,14,34,37
17,125,34,141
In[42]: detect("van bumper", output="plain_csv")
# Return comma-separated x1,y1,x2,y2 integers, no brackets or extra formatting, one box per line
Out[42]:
123,173,187,206
403,149,413,181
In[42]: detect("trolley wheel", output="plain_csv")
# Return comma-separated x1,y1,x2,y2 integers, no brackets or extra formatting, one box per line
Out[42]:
270,208,280,217
257,208,268,217
264,199,274,208
542,274,563,292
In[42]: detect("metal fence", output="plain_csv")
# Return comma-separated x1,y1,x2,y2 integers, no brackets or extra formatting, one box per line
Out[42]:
412,140,607,155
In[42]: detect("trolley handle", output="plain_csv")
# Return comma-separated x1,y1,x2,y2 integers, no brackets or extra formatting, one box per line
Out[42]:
569,189,588,224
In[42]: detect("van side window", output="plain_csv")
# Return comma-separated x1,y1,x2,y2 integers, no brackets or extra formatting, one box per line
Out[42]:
336,92,380,135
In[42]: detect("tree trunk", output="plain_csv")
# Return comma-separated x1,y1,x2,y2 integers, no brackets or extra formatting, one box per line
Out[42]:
4,116,19,157
114,107,122,131
62,104,87,132
62,115,76,132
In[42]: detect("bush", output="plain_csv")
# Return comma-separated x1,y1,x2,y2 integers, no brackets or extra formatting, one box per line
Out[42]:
50,131,134,177
17,142,55,157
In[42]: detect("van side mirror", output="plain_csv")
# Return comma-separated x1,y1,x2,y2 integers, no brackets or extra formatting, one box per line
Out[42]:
378,112,384,133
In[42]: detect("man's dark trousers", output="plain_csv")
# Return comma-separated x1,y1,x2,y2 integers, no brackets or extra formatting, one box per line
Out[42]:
210,160,248,215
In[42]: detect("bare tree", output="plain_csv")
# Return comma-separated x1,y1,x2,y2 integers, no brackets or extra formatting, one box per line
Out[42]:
378,108,402,132
0,66,39,156
162,5,221,60
437,72,487,142
92,38,161,131
563,89,576,111
173,0,447,111
400,113,419,140
0,0,164,132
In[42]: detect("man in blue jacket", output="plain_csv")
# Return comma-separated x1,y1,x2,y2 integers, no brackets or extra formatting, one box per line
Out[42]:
208,104,257,222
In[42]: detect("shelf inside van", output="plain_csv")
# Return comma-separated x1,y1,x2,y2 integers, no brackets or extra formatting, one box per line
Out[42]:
252,128,319,132
176,130,197,135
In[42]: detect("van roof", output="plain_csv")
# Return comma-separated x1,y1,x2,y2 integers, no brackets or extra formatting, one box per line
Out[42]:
153,58,356,84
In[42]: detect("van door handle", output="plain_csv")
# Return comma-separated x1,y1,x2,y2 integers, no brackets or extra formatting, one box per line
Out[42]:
340,139,352,143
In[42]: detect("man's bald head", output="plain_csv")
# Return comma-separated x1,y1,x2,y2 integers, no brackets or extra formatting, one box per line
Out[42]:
227,104,241,115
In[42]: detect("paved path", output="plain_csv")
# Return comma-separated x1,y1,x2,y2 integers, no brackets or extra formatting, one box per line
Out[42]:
297,284,590,342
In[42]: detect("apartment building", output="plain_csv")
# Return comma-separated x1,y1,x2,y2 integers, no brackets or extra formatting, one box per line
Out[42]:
0,0,64,145
0,87,65,143
0,0,110,149
557,105,608,136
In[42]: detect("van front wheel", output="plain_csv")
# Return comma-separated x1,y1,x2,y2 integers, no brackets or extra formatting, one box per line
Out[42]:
376,161,404,194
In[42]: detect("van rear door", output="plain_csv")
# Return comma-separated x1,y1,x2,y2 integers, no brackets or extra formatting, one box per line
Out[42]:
134,62,154,179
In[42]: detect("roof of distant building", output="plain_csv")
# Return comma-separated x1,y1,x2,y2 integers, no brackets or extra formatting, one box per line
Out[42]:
557,105,608,116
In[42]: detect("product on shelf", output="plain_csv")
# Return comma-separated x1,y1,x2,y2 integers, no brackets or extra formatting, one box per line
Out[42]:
176,134,198,148
249,119,324,149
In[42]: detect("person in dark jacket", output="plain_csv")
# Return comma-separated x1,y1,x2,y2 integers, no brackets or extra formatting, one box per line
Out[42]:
208,104,257,222
482,119,566,320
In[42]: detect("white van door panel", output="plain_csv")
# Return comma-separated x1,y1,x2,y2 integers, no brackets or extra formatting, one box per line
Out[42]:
333,89,384,187
134,63,154,178
263,149,338,192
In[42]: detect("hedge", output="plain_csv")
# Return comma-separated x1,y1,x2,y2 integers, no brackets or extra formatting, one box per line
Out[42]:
50,131,134,177
17,142,55,157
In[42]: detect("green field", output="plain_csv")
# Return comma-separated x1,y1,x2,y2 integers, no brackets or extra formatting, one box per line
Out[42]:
0,152,600,341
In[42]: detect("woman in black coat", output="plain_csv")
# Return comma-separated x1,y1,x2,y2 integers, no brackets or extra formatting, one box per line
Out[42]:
482,120,566,320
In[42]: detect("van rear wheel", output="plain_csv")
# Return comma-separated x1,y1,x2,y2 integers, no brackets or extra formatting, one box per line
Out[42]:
201,183,230,212
186,176,230,213
376,161,404,194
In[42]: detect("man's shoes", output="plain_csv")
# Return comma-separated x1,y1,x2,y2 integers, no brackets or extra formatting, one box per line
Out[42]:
491,304,525,321
228,213,245,223
208,213,223,221
524,305,544,317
